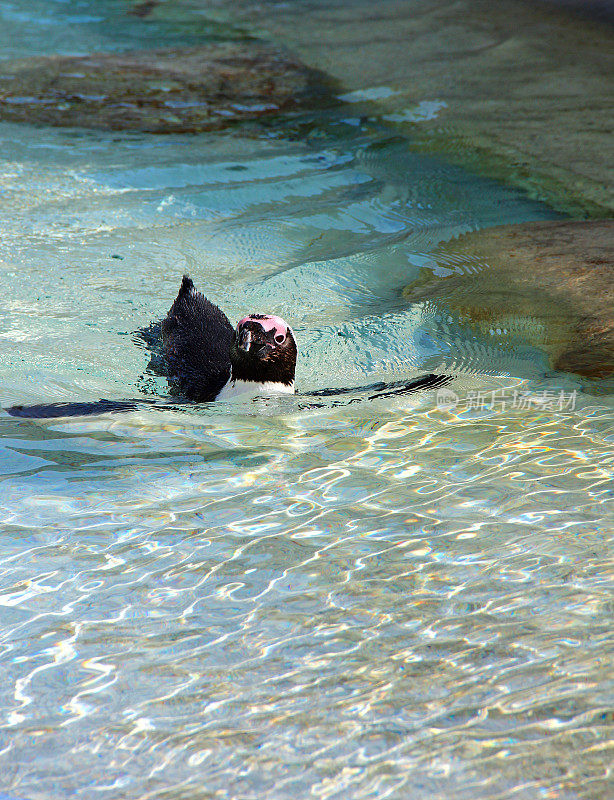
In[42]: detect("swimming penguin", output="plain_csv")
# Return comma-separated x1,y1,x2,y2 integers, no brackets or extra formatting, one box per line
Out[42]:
162,276,297,401
5,276,450,418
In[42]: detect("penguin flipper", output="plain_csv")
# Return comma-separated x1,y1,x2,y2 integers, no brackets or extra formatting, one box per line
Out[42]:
5,398,158,419
300,373,452,407
305,373,451,400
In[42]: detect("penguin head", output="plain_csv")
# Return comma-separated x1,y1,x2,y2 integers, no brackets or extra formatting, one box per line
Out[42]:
230,314,297,386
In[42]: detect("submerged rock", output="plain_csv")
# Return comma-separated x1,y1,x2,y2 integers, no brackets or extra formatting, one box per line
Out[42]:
403,219,614,381
0,41,330,133
220,0,613,216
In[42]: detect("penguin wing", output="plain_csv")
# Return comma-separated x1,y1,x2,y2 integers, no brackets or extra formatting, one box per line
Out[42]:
4,374,452,418
162,276,234,401
301,373,452,406
5,398,158,418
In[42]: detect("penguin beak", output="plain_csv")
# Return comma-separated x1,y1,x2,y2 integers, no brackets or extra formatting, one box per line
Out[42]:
237,327,252,352
236,321,277,359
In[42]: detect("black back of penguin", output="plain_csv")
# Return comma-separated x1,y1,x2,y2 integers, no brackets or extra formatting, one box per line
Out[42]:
162,275,234,402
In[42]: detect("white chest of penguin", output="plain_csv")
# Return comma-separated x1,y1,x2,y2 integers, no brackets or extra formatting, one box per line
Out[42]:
216,379,296,401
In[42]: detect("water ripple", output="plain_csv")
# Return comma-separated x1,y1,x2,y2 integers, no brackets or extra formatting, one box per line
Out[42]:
0,396,610,798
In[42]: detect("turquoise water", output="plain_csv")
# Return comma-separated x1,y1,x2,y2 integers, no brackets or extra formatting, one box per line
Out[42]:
0,3,612,799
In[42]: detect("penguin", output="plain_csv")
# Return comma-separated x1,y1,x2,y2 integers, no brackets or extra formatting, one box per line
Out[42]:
5,276,449,418
162,276,297,402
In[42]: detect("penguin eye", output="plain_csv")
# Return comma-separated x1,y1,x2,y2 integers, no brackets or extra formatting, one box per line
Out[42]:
274,332,286,344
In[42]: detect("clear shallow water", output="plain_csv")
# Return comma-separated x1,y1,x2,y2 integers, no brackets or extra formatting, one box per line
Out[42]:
0,3,612,799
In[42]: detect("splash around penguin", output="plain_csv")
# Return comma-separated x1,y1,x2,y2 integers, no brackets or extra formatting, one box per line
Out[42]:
6,276,449,418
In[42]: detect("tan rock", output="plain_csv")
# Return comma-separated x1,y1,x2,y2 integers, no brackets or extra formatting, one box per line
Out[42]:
403,220,614,380
220,0,614,215
0,41,331,133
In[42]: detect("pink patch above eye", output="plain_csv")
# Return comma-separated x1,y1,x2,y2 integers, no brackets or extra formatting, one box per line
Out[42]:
238,314,289,340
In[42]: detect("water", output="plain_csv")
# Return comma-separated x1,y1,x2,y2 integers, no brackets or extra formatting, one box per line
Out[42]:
0,3,612,799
